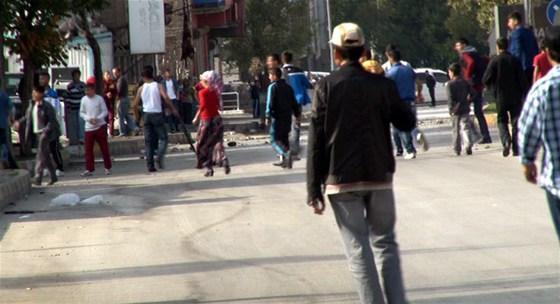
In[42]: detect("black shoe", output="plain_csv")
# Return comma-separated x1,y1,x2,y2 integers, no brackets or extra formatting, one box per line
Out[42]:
512,151,519,157
396,151,404,157
157,158,164,170
148,167,157,173
480,139,492,144
502,147,510,157
224,159,231,175
33,177,42,186
455,150,461,156
466,147,473,155
48,176,58,186
204,169,214,177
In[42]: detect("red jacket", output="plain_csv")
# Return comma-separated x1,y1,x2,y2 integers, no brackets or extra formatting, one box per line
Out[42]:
198,87,220,120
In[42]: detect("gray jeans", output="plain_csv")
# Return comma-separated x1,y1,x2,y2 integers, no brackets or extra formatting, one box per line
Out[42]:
118,97,137,136
452,114,481,153
329,189,407,304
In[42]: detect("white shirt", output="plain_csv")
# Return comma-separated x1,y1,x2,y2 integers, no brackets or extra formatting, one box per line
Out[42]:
80,94,108,131
141,82,163,113
165,79,177,100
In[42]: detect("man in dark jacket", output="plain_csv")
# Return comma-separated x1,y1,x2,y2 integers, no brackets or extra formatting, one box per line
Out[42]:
507,11,539,86
483,37,527,157
425,70,437,107
15,86,61,186
265,67,301,169
455,38,492,143
307,23,415,304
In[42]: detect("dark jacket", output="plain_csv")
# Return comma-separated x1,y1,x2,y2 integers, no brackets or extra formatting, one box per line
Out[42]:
265,79,301,121
482,51,527,109
447,78,475,116
508,26,539,71
19,100,61,151
307,62,416,201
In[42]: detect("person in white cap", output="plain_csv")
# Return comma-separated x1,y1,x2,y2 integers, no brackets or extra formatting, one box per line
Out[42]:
307,22,414,304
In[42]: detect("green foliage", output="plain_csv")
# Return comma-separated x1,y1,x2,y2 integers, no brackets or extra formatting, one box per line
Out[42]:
223,0,311,78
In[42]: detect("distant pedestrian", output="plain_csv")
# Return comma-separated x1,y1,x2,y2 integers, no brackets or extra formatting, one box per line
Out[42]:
249,80,260,118
518,26,560,242
160,69,181,133
307,23,414,304
265,67,301,169
133,66,179,172
282,51,312,159
192,71,230,177
0,90,18,169
386,47,429,158
447,63,480,156
38,72,64,177
425,70,437,107
533,40,552,83
80,77,112,177
66,69,86,145
112,67,138,137
179,78,196,124
16,86,60,186
103,71,117,137
507,11,539,86
483,38,527,157
454,38,492,144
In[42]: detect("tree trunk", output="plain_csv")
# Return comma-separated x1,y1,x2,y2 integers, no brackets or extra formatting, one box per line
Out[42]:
21,56,34,113
85,30,103,95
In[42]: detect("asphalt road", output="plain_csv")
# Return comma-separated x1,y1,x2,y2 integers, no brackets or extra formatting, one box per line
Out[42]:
1,126,559,304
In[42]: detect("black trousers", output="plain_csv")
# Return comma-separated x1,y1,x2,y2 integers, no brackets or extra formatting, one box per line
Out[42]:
0,127,18,169
428,86,436,106
497,102,522,154
49,139,63,171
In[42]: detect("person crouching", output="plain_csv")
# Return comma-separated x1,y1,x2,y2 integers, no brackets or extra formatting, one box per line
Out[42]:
80,77,112,176
265,67,301,169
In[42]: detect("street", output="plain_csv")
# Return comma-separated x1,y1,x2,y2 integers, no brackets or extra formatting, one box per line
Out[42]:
1,125,559,304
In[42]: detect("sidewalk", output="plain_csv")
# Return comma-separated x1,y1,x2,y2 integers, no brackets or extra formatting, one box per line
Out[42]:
0,170,31,209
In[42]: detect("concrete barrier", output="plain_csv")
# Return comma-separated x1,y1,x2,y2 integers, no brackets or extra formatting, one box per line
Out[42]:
0,170,31,209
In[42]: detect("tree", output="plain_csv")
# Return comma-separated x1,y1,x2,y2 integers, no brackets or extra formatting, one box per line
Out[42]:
67,0,110,94
0,0,8,90
2,1,70,110
223,0,311,79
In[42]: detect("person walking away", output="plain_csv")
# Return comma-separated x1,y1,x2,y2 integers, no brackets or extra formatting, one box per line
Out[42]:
0,90,18,169
386,48,427,159
507,11,539,87
454,38,492,144
80,77,112,176
38,72,64,177
483,38,527,157
447,63,481,156
103,71,117,137
282,51,312,160
160,69,181,133
66,69,86,145
425,70,437,107
533,40,552,83
519,26,560,242
192,71,231,176
307,23,415,304
133,66,179,172
249,80,261,118
15,86,60,185
265,67,301,169
113,67,138,137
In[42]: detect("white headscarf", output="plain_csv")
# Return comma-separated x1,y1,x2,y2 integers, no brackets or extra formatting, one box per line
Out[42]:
200,70,223,93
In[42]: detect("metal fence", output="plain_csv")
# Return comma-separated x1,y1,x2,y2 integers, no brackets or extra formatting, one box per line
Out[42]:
221,92,241,112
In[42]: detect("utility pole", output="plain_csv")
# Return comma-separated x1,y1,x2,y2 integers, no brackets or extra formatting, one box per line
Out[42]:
325,0,334,71
524,0,533,25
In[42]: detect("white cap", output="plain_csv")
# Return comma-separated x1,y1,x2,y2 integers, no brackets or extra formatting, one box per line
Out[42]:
330,23,365,48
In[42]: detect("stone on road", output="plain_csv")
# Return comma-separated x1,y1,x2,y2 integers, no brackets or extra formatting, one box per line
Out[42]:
0,135,558,303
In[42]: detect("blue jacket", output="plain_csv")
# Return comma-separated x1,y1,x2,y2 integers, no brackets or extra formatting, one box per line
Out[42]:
509,26,539,71
282,64,312,106
386,62,416,102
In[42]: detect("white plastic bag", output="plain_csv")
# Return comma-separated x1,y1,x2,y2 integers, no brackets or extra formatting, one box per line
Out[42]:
81,195,105,205
50,193,80,207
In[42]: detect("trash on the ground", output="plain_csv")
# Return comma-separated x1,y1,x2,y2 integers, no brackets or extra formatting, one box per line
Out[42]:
81,195,106,205
50,193,80,207
4,210,35,214
18,214,31,219
228,141,237,147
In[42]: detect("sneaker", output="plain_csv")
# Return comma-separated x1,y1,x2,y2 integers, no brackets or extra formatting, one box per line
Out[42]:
273,156,285,167
417,131,429,152
105,169,112,175
80,170,93,177
56,169,64,177
404,152,416,160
